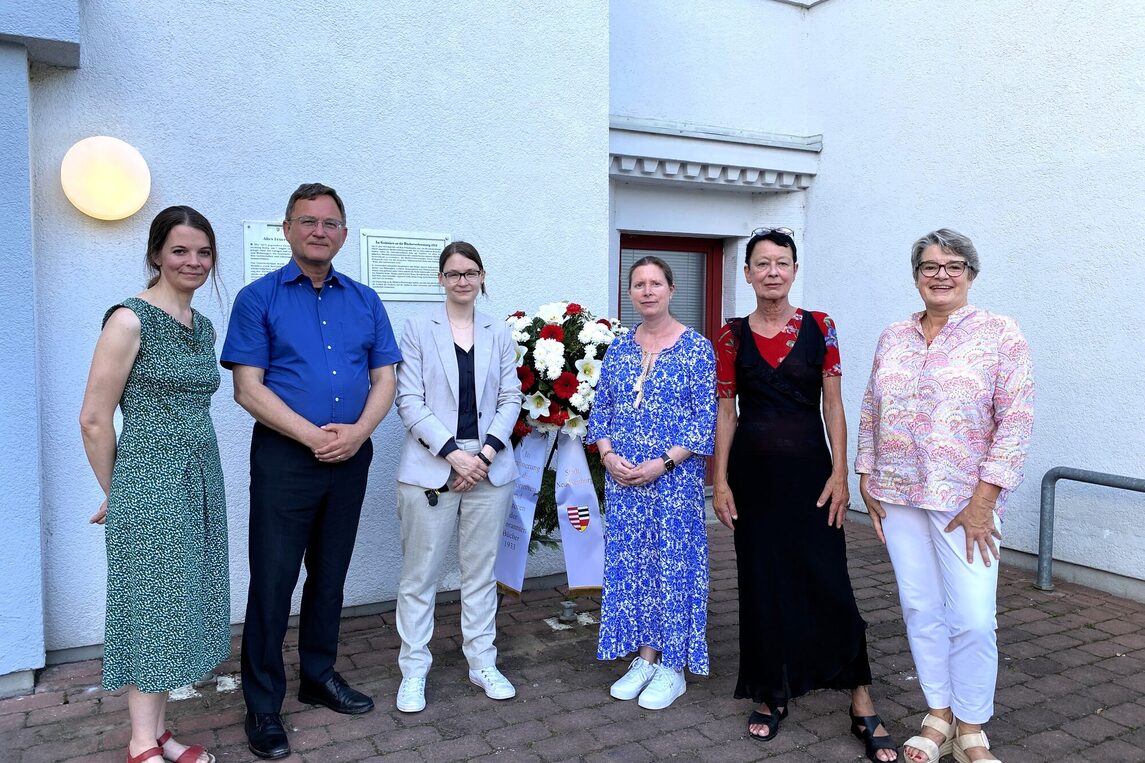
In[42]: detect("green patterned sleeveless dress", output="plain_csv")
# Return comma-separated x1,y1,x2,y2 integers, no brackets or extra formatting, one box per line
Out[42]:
101,297,230,692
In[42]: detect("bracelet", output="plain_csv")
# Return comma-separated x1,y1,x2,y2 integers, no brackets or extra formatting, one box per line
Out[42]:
599,450,614,460
476,452,492,466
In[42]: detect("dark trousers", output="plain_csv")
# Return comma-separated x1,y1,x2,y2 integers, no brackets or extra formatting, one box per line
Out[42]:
240,423,373,713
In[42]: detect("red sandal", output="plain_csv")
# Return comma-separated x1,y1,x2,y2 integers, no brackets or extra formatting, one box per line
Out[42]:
157,729,216,763
128,746,163,763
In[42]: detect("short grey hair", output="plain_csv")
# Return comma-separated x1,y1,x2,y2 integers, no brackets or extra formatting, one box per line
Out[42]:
910,228,980,279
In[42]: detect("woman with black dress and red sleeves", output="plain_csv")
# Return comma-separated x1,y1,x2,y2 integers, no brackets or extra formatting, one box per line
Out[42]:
710,227,898,763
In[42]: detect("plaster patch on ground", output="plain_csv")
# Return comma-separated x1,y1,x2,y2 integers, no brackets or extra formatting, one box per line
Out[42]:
543,612,599,631
216,674,241,692
169,685,202,701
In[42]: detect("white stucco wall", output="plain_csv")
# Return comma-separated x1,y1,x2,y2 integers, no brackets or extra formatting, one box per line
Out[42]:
611,0,1145,581
30,1,608,653
801,0,1145,576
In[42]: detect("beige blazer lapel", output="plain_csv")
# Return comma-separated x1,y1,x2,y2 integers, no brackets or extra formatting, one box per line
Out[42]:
430,305,460,405
473,310,494,411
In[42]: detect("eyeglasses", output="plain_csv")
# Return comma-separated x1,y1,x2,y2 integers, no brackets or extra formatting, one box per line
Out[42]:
917,260,971,278
751,226,795,238
441,269,483,284
288,216,346,231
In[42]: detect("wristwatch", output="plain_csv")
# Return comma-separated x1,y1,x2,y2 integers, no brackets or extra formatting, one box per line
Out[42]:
660,454,676,472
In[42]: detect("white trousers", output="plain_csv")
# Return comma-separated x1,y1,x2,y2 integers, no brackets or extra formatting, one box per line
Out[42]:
881,502,1000,724
395,443,514,678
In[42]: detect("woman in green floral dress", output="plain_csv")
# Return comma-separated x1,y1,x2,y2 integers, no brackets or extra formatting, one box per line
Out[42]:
80,206,229,763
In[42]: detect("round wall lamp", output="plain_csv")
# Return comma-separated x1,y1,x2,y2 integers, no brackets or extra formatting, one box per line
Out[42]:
60,136,151,220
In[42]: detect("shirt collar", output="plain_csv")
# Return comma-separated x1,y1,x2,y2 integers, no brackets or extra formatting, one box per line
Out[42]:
279,258,343,287
911,303,976,334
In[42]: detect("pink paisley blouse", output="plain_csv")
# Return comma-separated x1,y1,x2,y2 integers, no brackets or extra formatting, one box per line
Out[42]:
855,304,1034,517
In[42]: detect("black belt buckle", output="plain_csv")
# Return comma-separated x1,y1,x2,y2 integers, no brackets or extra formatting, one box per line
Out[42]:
424,483,450,507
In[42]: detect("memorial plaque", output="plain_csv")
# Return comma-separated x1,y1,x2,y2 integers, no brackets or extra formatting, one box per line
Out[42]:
360,229,449,302
242,221,293,283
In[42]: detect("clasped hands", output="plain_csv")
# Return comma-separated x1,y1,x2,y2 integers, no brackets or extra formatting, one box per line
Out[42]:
310,422,368,463
446,447,496,493
603,452,665,488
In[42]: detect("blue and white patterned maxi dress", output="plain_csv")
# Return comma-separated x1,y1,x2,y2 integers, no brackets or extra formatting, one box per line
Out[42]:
587,327,717,674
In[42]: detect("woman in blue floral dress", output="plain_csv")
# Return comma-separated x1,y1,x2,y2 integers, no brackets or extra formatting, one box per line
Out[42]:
587,255,717,711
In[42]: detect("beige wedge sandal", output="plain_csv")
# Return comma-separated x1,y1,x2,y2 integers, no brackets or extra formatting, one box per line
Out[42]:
953,729,1001,763
902,712,955,763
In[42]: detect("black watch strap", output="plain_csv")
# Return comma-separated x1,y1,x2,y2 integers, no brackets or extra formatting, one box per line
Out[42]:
661,453,676,472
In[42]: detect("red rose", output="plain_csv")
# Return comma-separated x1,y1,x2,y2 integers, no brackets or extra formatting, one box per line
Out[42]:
512,418,533,440
552,371,578,400
517,365,536,392
539,324,565,342
596,318,612,329
565,303,583,316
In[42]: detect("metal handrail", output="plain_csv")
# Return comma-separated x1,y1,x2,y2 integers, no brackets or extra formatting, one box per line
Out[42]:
1036,467,1145,591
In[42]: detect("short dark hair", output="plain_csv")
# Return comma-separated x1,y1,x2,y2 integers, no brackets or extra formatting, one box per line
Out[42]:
745,230,797,264
439,240,487,296
285,183,346,221
627,255,675,288
145,206,220,296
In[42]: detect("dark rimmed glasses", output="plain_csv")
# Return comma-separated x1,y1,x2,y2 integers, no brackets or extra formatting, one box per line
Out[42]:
441,269,483,284
917,260,971,278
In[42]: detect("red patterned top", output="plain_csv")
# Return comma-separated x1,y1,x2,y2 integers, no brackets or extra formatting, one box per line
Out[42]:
716,309,841,398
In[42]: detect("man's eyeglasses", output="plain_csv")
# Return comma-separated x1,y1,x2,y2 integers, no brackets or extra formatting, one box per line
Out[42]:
751,226,795,238
288,216,346,231
441,270,483,284
917,261,971,278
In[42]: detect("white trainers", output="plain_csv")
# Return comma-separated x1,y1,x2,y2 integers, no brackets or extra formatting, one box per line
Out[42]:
637,663,686,710
468,666,516,700
396,676,426,713
609,656,657,700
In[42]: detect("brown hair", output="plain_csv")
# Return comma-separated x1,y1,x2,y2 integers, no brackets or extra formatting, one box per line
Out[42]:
627,255,675,288
284,182,346,221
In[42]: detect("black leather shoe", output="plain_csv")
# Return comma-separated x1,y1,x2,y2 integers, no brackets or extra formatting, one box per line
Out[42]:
298,672,375,714
245,712,290,760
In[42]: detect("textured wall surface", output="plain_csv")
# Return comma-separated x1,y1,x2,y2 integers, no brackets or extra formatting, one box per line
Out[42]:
0,41,47,679
802,1,1145,573
30,1,608,652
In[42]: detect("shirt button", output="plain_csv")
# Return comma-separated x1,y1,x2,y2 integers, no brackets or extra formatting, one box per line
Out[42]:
322,320,327,325
327,345,332,350
332,370,337,375
335,397,340,402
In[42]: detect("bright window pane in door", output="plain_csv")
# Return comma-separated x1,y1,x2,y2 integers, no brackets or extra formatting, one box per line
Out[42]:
619,248,706,334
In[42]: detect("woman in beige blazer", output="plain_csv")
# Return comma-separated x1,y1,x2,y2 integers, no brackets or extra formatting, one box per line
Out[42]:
393,241,522,713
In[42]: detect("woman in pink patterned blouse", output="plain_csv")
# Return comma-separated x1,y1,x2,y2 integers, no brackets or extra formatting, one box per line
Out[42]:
856,229,1034,763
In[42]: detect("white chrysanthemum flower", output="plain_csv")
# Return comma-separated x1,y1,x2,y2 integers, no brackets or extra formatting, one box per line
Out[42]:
523,392,550,419
577,381,592,396
569,392,587,411
512,316,531,332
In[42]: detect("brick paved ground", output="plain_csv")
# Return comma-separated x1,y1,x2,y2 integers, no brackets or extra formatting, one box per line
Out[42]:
4,521,1145,762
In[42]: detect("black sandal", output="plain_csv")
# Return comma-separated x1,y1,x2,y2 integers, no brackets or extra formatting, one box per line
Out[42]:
747,705,788,742
850,710,899,762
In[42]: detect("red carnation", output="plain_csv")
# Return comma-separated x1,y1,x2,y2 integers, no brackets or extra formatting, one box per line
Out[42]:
512,418,533,440
585,441,599,454
517,365,536,392
509,310,526,319
539,324,565,342
565,303,583,316
552,371,579,401
596,318,612,329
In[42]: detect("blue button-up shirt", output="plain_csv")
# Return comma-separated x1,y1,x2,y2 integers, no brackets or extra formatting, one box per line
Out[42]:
221,260,402,427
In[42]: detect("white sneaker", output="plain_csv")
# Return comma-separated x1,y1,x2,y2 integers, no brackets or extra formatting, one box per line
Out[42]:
637,664,686,710
396,676,426,713
468,666,516,700
609,656,657,700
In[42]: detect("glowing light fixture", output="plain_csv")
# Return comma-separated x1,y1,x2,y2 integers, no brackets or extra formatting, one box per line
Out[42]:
60,136,151,220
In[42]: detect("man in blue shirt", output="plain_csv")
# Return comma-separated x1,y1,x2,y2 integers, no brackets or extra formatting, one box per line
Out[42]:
222,183,401,760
